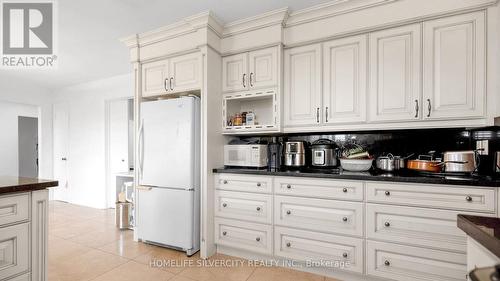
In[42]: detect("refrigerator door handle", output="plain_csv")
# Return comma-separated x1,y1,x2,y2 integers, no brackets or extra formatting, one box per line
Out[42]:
136,186,152,191
138,119,145,180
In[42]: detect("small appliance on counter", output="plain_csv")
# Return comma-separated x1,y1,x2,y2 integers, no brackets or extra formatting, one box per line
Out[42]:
267,137,283,171
224,140,268,168
494,151,500,177
310,139,338,168
284,141,307,168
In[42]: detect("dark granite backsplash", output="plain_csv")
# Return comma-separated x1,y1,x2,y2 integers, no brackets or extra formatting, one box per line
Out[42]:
236,126,500,175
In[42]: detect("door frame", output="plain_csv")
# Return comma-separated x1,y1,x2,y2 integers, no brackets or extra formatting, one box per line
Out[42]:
104,97,133,209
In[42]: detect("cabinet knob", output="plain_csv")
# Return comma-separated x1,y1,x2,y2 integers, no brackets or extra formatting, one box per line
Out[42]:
342,188,348,193
222,231,227,236
342,252,348,258
385,191,391,196
286,184,292,189
384,260,390,266
223,180,228,184
222,203,227,207
286,210,291,215
286,242,291,247
342,217,348,222
466,196,472,202
255,237,261,242
256,183,261,187
256,207,261,211
384,222,390,227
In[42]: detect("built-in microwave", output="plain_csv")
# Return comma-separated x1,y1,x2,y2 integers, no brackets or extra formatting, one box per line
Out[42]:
224,144,268,168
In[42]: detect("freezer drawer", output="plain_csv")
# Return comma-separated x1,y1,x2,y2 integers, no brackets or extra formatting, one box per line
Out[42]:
137,186,195,250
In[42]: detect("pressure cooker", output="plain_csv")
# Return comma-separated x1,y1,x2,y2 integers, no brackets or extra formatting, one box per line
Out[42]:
310,139,338,168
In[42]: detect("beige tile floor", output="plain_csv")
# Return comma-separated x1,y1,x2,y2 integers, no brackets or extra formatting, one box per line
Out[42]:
49,201,339,281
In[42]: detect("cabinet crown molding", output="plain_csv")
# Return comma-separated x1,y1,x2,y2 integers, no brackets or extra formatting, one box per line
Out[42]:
285,0,399,27
221,7,289,38
120,10,224,48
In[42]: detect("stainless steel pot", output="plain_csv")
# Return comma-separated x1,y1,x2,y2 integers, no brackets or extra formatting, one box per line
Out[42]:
376,154,405,172
310,139,338,168
443,150,478,173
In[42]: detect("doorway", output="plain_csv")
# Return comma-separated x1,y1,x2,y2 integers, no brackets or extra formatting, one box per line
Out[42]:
18,116,38,178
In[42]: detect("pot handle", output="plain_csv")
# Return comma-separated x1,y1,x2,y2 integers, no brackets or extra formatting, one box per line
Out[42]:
313,138,333,145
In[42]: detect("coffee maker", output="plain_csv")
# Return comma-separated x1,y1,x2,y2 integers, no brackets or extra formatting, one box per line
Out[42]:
267,137,283,171
494,151,500,177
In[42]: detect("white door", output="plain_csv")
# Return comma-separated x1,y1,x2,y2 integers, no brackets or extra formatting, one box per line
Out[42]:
369,24,422,122
141,59,169,97
423,12,486,120
222,53,248,92
323,35,367,124
283,44,322,127
107,99,130,207
248,47,278,89
169,52,201,93
52,102,69,202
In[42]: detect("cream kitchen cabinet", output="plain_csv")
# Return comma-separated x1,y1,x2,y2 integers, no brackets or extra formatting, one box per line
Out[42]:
323,35,367,124
141,52,201,98
423,12,486,120
283,44,322,127
369,24,422,122
222,46,278,93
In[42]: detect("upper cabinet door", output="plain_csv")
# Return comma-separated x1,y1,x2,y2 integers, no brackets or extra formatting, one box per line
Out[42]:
323,35,367,124
284,44,322,127
142,59,169,97
423,12,486,120
169,52,201,93
369,24,422,122
248,47,278,89
222,53,248,92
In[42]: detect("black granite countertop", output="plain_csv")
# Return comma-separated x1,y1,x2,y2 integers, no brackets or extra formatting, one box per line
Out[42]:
213,168,500,187
458,215,500,258
0,176,58,195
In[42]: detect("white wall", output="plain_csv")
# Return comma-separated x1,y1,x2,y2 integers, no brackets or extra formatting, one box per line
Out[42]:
0,102,39,176
52,73,133,209
0,76,54,179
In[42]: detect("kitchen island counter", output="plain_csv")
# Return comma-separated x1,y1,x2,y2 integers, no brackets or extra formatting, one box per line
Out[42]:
0,176,58,195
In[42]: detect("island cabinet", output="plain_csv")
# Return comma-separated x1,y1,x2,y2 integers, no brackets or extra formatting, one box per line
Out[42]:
0,190,49,281
213,173,497,281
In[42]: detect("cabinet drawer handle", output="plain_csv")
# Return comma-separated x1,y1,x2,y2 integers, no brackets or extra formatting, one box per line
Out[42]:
222,231,227,236
222,203,227,207
286,242,291,247
325,107,329,123
384,260,390,266
256,207,261,211
164,79,169,91
427,99,431,117
250,72,254,87
342,188,348,193
342,253,348,258
342,217,348,222
466,196,472,202
286,184,292,189
223,180,228,184
255,237,261,242
414,99,419,118
170,77,173,90
286,210,291,215
242,74,246,88
256,183,261,187
384,222,390,227
385,191,391,196
316,108,320,123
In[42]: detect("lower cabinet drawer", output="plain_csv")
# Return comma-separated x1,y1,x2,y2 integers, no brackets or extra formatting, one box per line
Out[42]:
274,226,364,274
366,204,490,253
215,190,272,224
215,218,272,255
216,174,272,194
6,273,30,281
366,240,466,281
274,196,363,237
0,194,29,227
0,223,30,280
